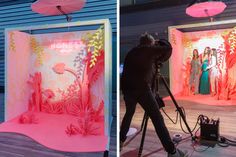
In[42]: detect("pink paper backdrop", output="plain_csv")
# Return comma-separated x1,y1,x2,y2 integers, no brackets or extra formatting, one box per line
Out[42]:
170,28,236,99
6,31,31,121
170,29,227,94
6,30,105,120
169,28,184,94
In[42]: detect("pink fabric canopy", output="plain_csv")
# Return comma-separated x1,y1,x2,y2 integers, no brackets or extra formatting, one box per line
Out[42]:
186,1,226,18
31,0,86,16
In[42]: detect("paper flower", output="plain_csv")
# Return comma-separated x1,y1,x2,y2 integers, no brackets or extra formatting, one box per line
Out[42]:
52,63,66,74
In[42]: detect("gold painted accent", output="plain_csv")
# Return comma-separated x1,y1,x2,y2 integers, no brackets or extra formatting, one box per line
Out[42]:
82,26,104,68
170,32,176,45
228,27,236,55
30,37,44,65
182,35,193,52
9,32,16,52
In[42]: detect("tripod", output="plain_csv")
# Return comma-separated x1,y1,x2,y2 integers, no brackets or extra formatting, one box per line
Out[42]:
138,64,194,157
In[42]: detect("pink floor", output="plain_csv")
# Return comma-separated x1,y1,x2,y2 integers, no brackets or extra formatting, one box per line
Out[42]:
164,94,236,106
0,112,108,152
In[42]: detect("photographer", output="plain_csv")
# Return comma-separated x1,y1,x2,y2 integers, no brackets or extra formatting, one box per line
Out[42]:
120,33,189,157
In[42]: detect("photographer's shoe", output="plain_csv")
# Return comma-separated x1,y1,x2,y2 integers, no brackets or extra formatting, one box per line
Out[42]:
168,148,189,157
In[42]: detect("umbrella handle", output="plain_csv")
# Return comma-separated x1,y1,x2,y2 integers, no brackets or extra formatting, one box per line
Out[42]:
204,9,210,17
204,9,214,22
56,6,72,22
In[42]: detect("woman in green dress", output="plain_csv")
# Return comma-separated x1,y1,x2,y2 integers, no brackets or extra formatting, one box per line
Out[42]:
199,47,210,94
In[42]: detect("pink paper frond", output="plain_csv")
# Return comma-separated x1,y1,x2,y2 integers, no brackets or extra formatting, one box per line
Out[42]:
77,115,100,136
65,124,80,136
91,101,104,122
18,113,38,124
42,100,64,114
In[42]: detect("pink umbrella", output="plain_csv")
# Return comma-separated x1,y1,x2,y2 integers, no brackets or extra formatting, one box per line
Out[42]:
31,0,86,22
186,1,226,18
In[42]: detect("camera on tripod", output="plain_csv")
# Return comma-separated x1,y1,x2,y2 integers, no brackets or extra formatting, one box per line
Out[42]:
155,92,165,109
152,38,173,110
140,33,172,64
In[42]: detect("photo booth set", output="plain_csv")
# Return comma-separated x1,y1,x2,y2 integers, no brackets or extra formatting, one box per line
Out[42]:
1,19,112,153
169,20,236,102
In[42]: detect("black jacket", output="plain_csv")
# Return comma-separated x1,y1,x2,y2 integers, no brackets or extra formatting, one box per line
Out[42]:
121,39,172,92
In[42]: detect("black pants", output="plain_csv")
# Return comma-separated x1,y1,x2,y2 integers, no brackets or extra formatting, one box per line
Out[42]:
120,87,175,153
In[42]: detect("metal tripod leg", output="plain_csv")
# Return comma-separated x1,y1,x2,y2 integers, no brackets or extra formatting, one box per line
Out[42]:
138,64,159,157
138,113,149,157
159,75,194,138
136,64,194,157
140,112,147,132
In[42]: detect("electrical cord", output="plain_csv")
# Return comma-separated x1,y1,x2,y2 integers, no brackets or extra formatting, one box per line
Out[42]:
192,144,210,153
218,136,236,147
218,137,230,147
180,114,203,134
162,104,236,148
181,108,210,134
222,136,236,143
194,127,200,137
161,108,179,124
188,137,210,157
162,107,197,134
162,106,203,134
226,142,236,146
217,142,229,147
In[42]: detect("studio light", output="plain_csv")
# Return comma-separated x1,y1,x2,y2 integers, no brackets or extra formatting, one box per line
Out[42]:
186,0,227,18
